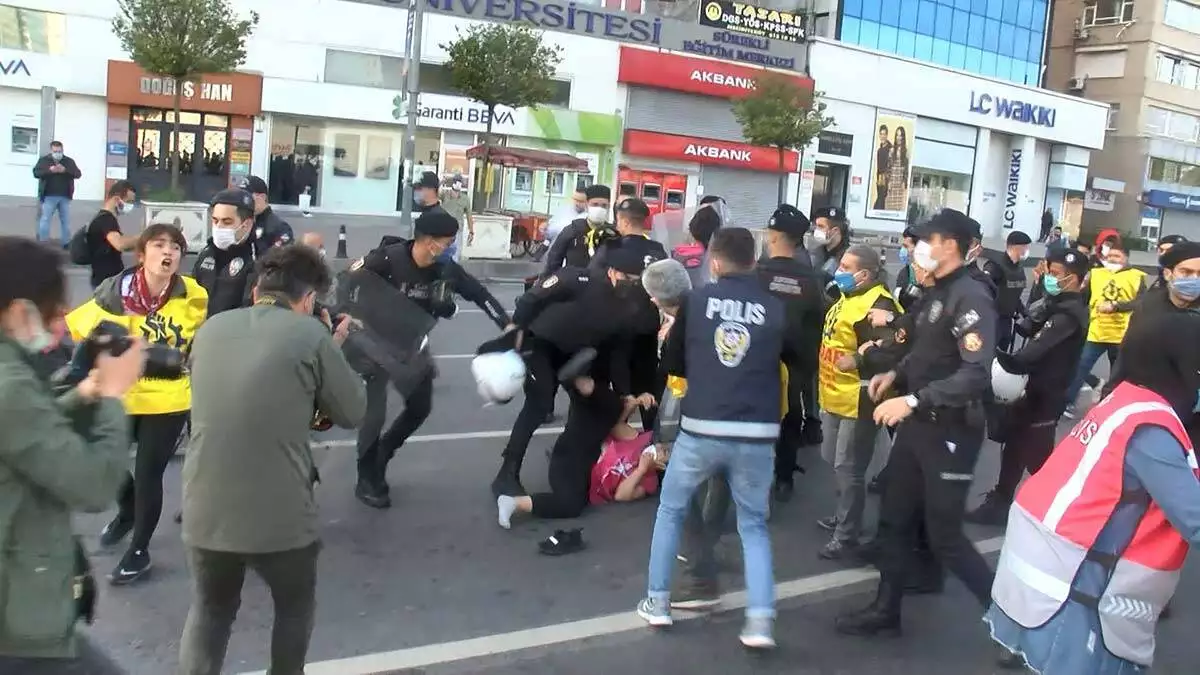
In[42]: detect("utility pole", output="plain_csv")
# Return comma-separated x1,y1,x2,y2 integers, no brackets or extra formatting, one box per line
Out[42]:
399,0,425,236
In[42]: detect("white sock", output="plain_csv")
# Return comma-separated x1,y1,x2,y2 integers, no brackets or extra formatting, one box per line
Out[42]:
497,495,517,530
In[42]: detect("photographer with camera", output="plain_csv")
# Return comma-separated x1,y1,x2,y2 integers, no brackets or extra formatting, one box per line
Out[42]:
0,237,145,671
67,223,209,586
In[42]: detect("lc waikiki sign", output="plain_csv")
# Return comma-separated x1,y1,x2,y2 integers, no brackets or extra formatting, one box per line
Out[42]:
969,91,1057,129
617,46,814,99
1003,148,1022,229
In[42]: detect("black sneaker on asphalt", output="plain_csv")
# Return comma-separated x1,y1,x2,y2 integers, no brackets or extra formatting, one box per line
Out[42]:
772,480,794,503
109,549,152,586
965,491,1011,526
800,418,823,446
98,517,133,549
818,538,858,561
355,479,391,509
670,580,721,610
816,516,838,533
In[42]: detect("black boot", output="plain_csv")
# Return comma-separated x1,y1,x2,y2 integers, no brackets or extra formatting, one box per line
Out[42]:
490,458,526,497
835,581,902,637
355,460,391,509
964,490,1011,526
905,552,945,595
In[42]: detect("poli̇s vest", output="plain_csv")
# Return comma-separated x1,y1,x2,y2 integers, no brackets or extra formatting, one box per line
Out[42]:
991,383,1197,667
818,284,901,419
1087,267,1145,344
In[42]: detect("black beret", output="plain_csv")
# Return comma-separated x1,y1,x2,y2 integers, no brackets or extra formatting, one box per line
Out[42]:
237,175,268,194
699,195,723,205
210,188,254,210
811,205,845,222
1160,241,1200,270
767,204,809,237
616,197,651,219
414,210,459,238
605,242,646,276
413,171,440,189
1159,234,1188,247
1045,247,1090,279
584,184,611,201
910,208,980,247
1006,231,1032,246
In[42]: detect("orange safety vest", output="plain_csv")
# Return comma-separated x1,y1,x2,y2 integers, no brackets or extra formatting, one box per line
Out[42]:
991,382,1197,666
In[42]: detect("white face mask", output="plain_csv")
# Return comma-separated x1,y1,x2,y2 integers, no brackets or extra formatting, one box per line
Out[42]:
1102,261,1122,272
1019,250,1030,261
1100,245,1112,257
452,181,464,192
212,227,240,250
9,300,52,353
913,240,939,272
117,201,133,216
587,205,608,224
811,228,828,244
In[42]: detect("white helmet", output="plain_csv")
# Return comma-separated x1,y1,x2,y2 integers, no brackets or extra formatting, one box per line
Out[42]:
471,350,526,405
991,358,1029,404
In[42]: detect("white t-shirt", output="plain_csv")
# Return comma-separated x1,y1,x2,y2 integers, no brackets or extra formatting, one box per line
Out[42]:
546,207,582,241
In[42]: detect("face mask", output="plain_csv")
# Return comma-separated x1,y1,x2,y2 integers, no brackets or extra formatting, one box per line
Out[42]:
913,240,939,272
1102,261,1122,273
1100,245,1112,257
833,270,858,292
117,201,133,215
966,244,982,264
318,247,327,259
11,301,53,354
1019,251,1030,261
212,227,240,250
811,228,828,244
51,151,63,161
1170,277,1200,302
1042,275,1062,296
452,182,464,192
587,206,608,224
897,247,910,266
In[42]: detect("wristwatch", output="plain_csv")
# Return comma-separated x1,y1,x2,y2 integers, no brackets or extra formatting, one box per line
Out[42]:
903,394,919,409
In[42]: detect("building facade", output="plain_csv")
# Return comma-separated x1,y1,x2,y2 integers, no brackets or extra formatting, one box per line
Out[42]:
1046,0,1200,243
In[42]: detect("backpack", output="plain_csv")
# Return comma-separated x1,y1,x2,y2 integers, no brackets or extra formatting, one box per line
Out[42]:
68,222,92,265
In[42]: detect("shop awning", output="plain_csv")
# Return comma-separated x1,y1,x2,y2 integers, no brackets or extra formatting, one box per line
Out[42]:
466,144,589,172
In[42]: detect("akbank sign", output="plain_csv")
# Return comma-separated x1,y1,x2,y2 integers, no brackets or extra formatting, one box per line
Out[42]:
969,91,1057,129
1003,148,1021,229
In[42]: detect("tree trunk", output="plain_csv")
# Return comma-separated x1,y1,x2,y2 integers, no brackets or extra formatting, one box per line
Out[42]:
777,146,786,205
170,80,183,196
483,105,496,202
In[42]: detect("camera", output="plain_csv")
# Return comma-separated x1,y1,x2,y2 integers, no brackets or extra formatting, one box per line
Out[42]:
53,320,187,390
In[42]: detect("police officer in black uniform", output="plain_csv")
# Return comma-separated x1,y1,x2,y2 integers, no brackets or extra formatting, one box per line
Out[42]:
193,188,261,316
966,247,1089,525
758,205,824,501
836,208,996,638
981,231,1031,352
488,245,646,497
543,185,616,272
589,197,668,429
353,209,510,508
239,176,295,253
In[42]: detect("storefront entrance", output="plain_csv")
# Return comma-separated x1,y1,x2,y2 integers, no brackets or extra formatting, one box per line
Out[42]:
128,109,229,202
812,163,849,212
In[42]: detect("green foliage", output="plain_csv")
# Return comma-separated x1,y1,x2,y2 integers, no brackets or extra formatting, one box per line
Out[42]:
112,0,258,80
440,23,564,133
733,75,835,167
142,186,188,203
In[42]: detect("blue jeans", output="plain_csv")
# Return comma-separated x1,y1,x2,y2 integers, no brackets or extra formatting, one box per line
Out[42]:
37,196,71,241
646,431,776,618
1065,341,1120,405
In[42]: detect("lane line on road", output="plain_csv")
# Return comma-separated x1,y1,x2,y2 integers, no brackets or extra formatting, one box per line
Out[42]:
236,537,1003,675
313,427,563,447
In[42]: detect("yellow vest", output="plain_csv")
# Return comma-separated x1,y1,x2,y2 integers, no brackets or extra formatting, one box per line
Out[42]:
67,274,208,415
667,365,789,418
1086,267,1144,344
819,284,900,419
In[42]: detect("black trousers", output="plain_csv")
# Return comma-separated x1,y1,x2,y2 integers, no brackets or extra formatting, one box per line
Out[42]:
774,362,812,484
994,419,1057,501
0,642,125,674
501,339,570,464
629,332,663,430
356,371,435,481
678,474,733,586
996,315,1015,354
113,411,189,552
876,417,994,609
178,543,319,675
530,387,623,519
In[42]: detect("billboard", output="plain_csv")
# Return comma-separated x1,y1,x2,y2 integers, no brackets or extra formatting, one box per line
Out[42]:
866,110,916,222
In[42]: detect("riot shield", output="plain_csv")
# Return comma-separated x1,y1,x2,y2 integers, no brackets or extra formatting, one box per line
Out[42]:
333,267,437,398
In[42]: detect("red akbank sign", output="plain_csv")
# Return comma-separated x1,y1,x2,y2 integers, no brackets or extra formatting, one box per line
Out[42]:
623,130,801,172
617,45,814,99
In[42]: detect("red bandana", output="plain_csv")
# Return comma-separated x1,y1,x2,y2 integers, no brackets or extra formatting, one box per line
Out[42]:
122,268,171,316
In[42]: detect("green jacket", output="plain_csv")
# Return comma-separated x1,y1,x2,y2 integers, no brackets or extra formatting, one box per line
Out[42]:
0,337,130,658
183,302,366,553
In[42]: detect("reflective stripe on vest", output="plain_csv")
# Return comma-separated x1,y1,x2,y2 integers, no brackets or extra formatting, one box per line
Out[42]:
1086,267,1144,344
817,284,899,419
992,383,1196,666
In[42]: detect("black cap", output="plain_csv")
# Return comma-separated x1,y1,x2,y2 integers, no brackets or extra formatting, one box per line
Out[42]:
1045,247,1090,279
699,195,723,205
413,210,459,238
1006,231,1032,246
811,205,845,222
615,197,651,219
584,184,611,201
414,171,440,189
909,209,980,249
767,204,809,238
210,187,254,210
605,242,646,276
237,175,268,194
1159,234,1188,247
1160,241,1200,269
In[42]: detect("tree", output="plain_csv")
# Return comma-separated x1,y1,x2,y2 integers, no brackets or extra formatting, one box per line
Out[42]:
113,0,258,197
441,23,564,144
733,74,836,204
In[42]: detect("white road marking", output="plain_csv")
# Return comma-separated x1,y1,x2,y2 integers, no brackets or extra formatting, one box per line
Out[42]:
236,537,1004,675
311,421,670,448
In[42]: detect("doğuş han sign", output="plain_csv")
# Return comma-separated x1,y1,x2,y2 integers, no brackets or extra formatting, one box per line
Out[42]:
139,77,234,102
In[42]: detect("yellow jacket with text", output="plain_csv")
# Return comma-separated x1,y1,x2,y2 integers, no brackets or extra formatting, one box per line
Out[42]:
819,284,901,419
67,270,208,415
1086,266,1145,344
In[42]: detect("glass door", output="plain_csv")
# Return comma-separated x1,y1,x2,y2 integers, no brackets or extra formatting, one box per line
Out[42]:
129,109,229,202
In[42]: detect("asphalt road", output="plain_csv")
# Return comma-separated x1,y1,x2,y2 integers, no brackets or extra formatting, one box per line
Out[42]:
58,273,1200,675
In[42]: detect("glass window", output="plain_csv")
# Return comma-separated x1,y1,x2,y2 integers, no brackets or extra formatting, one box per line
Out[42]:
932,38,951,65
966,46,984,71
267,117,325,208
364,136,393,181
951,9,969,43
1034,0,1048,25
918,0,937,34
1157,54,1179,84
878,24,899,51
906,168,971,226
949,42,967,68
899,3,918,31
999,22,1015,57
548,171,567,194
325,49,407,90
1168,111,1198,142
967,13,985,47
1028,31,1043,61
997,55,1014,81
513,169,534,193
861,0,883,22
332,134,361,178
971,0,987,13
842,16,862,41
1184,63,1200,90
984,18,1000,51
1001,0,1018,23
934,4,953,40
981,50,998,76
1107,103,1120,130
954,0,971,9
986,0,1003,18
844,0,863,16
1026,62,1042,86
897,29,917,56
859,19,881,48
881,0,901,26
915,33,935,60
1014,28,1030,61
1145,106,1169,134
0,4,66,54
1017,0,1034,27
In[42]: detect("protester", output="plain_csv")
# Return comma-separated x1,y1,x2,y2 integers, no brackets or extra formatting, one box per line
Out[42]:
439,177,474,261
178,245,365,675
543,184,615,271
0,237,145,669
81,180,139,288
33,141,82,245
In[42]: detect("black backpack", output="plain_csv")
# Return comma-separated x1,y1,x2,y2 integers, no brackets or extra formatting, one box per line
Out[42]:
68,219,92,265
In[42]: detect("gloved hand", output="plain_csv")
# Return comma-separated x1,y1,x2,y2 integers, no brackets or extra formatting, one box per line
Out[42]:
429,280,457,319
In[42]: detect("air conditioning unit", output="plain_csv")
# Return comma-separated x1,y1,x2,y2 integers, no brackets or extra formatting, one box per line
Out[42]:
1073,19,1090,40
1068,76,1087,91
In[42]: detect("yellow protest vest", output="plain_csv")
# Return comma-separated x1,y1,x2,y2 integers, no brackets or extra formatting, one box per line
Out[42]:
667,365,789,418
1086,267,1145,344
819,284,900,419
67,273,208,415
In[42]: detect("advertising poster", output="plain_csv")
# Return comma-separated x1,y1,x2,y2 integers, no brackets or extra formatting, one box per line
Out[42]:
867,110,916,221
698,0,806,43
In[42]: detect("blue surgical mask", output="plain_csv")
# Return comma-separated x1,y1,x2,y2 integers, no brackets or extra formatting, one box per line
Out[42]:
834,270,857,292
897,247,910,266
1169,277,1200,302
1042,275,1062,296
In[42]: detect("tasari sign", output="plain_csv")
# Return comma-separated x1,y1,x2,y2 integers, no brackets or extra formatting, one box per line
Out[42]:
623,129,800,172
617,46,813,99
